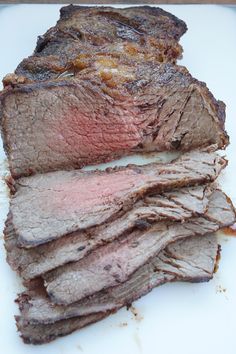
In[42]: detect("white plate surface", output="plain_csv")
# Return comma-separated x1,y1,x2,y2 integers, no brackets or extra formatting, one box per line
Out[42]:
0,4,236,354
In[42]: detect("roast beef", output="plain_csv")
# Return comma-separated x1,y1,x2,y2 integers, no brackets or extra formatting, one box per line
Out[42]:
13,5,187,82
16,234,218,344
5,151,226,248
1,57,228,178
43,189,235,305
5,185,212,280
1,5,233,345
0,6,196,178
16,312,108,345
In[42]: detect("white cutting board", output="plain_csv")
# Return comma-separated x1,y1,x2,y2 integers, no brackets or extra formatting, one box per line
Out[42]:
0,4,236,354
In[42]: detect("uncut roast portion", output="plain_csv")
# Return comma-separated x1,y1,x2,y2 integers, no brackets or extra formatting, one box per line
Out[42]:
0,6,228,178
0,5,234,345
13,5,188,81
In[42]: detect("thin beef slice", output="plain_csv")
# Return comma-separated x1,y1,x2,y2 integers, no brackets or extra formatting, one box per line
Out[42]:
43,189,235,305
5,185,212,280
16,234,218,344
5,151,226,248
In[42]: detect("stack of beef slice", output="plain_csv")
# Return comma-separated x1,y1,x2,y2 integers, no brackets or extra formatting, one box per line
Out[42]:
0,6,235,344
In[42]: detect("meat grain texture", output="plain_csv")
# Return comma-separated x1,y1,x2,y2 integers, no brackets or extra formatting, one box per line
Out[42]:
16,234,218,344
5,151,225,248
5,184,212,279
43,189,235,305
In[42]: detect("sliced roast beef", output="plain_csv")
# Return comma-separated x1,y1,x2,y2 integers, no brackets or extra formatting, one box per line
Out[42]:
18,234,218,323
0,60,228,178
0,4,234,346
5,185,212,280
5,152,226,248
43,189,235,305
16,234,218,344
16,312,108,345
13,5,187,82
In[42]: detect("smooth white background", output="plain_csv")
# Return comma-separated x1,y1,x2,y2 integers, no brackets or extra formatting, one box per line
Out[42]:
0,4,236,354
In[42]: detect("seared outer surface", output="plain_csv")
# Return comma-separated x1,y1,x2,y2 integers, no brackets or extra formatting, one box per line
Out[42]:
5,185,211,280
16,234,218,344
5,152,226,248
43,189,235,305
13,5,187,82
